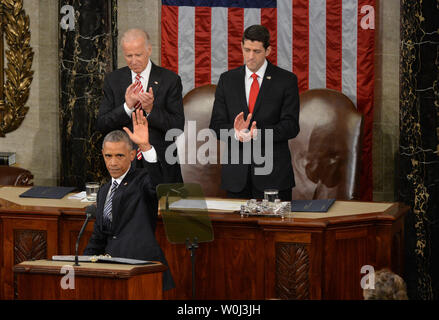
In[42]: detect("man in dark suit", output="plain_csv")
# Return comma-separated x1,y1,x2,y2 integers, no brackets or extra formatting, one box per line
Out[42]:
84,109,174,291
97,28,184,183
209,25,300,201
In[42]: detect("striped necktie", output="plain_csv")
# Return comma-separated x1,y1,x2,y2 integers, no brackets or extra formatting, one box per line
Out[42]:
133,73,144,110
133,73,144,160
103,180,118,230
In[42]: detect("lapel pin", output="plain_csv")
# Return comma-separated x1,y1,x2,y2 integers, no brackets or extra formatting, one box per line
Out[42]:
266,76,271,80
124,182,128,186
154,81,159,85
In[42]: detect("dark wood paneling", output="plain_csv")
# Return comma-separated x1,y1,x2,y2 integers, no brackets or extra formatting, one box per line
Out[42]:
15,267,163,300
59,217,94,255
324,226,376,299
0,215,59,299
1,201,409,300
158,223,264,299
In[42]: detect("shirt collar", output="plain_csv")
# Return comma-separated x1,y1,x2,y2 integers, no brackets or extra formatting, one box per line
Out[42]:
245,59,268,80
111,165,131,186
131,59,151,81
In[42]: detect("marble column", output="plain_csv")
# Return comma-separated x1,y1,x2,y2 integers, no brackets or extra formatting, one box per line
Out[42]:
59,0,117,188
399,0,439,300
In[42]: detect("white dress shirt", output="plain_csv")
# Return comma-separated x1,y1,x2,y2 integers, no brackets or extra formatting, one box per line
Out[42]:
121,60,156,160
244,59,268,106
104,147,157,201
234,59,268,141
105,167,129,203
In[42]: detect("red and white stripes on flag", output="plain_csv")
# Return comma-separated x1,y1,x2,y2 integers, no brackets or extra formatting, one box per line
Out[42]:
161,0,375,200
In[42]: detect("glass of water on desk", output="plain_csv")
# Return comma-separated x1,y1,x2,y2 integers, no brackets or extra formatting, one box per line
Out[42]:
85,182,99,202
264,189,279,202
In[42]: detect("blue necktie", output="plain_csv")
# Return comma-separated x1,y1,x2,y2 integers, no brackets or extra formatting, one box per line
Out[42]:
103,180,118,229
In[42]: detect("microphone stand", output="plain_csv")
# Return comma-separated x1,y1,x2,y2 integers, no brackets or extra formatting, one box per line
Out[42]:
74,208,94,266
186,237,199,300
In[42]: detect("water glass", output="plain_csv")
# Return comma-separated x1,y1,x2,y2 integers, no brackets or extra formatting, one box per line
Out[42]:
85,182,99,202
264,189,279,202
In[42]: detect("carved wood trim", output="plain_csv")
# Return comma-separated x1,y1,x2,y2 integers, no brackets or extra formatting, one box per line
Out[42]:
13,229,47,298
275,242,310,300
13,229,47,264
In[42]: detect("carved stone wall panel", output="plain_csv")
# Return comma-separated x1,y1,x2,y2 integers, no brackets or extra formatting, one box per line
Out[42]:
275,242,310,300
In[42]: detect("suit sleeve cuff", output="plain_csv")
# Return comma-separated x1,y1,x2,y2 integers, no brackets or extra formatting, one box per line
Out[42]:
142,145,157,163
234,129,240,141
124,103,134,117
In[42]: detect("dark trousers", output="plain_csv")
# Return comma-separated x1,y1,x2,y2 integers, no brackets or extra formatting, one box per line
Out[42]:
226,167,292,201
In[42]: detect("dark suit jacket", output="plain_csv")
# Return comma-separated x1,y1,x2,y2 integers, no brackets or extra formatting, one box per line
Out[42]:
209,62,300,193
83,161,174,291
97,62,185,183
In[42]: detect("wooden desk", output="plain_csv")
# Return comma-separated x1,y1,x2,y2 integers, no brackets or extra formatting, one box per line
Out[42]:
13,260,166,300
0,186,408,300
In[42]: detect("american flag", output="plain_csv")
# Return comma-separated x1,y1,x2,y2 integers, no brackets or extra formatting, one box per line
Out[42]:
161,0,375,200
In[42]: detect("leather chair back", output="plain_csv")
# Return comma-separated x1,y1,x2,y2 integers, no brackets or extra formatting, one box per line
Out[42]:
178,84,226,197
289,89,363,200
0,166,34,186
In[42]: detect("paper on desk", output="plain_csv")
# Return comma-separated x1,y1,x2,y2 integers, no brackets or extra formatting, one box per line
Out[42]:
170,199,245,212
68,191,96,203
68,191,86,200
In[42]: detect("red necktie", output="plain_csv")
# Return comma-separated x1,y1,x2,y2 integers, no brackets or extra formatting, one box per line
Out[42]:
248,73,259,114
137,148,143,160
133,73,144,110
134,73,144,160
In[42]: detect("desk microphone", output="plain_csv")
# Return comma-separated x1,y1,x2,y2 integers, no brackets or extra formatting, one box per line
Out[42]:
74,204,96,266
165,185,189,210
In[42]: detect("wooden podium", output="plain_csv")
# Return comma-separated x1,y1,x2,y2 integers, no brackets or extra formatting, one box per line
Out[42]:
13,260,167,300
0,186,409,300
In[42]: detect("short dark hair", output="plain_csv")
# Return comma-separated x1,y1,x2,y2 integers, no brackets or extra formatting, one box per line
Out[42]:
242,25,270,49
102,130,134,150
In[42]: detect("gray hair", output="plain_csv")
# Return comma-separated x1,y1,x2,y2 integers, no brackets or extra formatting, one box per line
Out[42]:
102,130,134,150
120,28,151,48
363,269,408,300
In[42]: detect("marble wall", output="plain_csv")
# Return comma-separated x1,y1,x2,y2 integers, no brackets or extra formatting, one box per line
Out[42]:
59,0,114,188
399,0,439,300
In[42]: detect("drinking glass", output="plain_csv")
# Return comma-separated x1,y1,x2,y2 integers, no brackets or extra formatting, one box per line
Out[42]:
264,189,279,202
85,182,99,202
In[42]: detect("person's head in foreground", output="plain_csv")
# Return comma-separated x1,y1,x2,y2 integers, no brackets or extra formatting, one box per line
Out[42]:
363,269,408,300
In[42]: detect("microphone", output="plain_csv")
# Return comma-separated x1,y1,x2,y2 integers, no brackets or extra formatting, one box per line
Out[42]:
74,204,96,266
172,185,189,198
165,185,189,210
